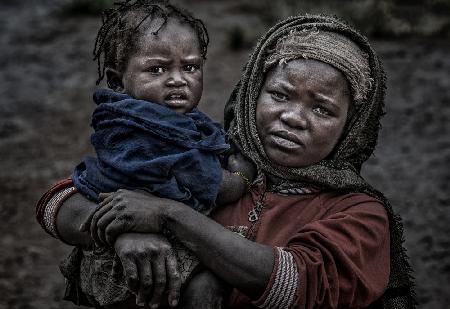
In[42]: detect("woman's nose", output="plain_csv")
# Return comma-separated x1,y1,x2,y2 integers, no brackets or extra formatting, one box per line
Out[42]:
280,109,308,130
166,70,187,87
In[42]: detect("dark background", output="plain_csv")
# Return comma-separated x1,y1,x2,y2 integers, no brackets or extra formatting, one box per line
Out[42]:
0,0,449,308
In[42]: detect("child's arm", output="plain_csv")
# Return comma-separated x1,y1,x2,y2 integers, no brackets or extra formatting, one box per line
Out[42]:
216,153,256,205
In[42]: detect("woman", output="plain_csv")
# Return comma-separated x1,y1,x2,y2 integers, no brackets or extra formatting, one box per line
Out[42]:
36,14,415,308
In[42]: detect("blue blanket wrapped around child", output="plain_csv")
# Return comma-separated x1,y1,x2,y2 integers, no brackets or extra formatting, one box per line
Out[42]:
72,88,229,211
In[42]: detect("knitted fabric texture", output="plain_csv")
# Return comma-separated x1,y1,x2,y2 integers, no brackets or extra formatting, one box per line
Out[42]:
224,14,415,309
264,28,373,106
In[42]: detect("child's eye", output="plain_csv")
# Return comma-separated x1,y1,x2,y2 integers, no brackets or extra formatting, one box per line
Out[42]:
148,66,165,74
183,64,200,73
270,91,288,102
313,106,331,116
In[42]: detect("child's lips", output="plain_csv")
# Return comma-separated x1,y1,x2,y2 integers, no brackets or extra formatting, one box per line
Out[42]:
164,92,189,106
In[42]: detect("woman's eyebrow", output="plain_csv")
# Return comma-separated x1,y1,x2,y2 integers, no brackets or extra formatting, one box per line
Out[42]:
313,92,338,106
269,80,296,92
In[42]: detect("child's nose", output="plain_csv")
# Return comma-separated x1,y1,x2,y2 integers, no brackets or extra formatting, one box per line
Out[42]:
280,109,308,130
166,70,187,87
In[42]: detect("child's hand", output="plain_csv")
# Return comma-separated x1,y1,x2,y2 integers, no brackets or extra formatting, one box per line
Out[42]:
227,153,256,182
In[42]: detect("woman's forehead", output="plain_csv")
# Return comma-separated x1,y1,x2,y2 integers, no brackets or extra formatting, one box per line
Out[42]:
265,59,349,91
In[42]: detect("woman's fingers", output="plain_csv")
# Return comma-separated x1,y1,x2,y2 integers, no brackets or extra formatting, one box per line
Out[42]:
111,254,122,279
165,252,181,307
136,259,153,307
96,211,118,245
99,194,115,207
79,191,114,233
98,192,113,201
90,203,114,246
79,203,102,232
148,255,167,308
104,215,132,246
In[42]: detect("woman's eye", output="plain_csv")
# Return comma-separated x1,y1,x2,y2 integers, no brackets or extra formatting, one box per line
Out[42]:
313,106,331,116
270,91,288,102
148,66,165,74
184,64,200,73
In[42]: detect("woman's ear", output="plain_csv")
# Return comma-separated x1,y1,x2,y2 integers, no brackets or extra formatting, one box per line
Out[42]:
106,68,125,92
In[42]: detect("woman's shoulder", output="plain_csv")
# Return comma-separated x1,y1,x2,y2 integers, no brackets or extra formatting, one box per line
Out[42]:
316,190,387,218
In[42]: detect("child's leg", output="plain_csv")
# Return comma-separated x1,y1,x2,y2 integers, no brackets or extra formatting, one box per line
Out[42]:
178,270,229,309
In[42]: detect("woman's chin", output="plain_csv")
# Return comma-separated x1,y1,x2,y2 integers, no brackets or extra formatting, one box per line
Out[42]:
265,148,309,168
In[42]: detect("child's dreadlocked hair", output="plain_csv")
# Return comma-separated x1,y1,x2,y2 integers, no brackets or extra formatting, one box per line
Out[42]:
93,0,209,86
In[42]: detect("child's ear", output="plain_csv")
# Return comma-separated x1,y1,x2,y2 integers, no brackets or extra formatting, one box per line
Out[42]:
106,68,125,92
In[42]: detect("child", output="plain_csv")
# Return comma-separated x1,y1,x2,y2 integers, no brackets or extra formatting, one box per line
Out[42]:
52,0,253,307
72,0,254,220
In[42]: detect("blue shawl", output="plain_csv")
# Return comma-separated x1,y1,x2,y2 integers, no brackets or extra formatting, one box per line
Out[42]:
72,88,229,211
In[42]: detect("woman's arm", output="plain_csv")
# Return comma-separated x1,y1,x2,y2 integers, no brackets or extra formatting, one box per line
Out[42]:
39,188,182,307
90,189,274,299
166,199,274,299
56,192,96,247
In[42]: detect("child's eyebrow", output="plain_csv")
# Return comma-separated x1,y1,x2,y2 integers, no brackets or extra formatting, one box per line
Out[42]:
180,55,203,64
142,57,172,65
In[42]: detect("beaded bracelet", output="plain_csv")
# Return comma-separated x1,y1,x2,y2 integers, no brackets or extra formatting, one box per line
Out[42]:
43,186,77,239
233,171,252,191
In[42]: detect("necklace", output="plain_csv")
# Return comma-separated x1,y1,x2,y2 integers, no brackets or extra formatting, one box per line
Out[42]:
245,179,321,240
246,188,267,241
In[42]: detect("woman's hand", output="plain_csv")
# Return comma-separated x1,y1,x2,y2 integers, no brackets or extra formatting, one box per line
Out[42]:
113,233,181,308
80,189,177,247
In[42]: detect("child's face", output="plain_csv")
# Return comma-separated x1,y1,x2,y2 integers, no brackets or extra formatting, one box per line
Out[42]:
115,18,203,113
256,59,350,168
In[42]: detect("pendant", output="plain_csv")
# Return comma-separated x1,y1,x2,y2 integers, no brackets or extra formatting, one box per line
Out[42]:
248,209,259,222
248,201,263,222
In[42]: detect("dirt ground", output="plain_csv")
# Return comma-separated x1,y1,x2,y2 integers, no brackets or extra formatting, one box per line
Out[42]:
0,1,449,308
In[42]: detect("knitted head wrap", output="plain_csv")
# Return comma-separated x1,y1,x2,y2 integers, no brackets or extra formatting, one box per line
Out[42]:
264,28,373,106
224,14,416,309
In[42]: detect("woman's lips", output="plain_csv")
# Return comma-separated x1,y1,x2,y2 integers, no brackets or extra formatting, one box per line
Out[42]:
268,131,304,149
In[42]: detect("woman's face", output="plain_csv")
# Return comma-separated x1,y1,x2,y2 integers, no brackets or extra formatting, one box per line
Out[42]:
256,59,350,168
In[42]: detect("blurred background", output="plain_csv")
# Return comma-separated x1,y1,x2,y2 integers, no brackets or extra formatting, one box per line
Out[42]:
0,0,449,308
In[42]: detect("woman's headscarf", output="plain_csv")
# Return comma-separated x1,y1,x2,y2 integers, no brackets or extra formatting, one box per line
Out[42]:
224,14,416,309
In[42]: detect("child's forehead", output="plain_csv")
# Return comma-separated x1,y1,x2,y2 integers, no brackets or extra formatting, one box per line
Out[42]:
135,17,200,48
128,18,202,62
139,16,197,39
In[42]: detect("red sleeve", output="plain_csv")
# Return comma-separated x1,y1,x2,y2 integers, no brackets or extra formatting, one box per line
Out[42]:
287,199,390,308
35,178,75,230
